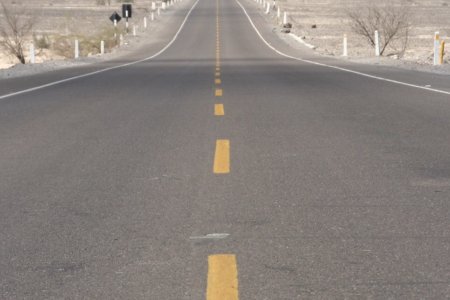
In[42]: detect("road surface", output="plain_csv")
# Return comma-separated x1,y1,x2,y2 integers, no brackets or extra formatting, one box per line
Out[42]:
1,0,450,298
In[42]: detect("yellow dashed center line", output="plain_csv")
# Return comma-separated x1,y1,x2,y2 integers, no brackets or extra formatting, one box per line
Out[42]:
215,89,223,97
215,78,221,84
207,254,238,299
213,140,230,174
214,104,225,116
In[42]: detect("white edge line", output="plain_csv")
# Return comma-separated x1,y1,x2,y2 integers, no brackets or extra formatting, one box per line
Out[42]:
235,0,450,96
0,0,201,101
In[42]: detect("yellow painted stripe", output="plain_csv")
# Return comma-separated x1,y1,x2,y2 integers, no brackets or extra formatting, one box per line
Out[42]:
213,140,230,174
215,72,220,77
214,103,224,116
207,254,238,300
215,78,221,84
215,89,223,97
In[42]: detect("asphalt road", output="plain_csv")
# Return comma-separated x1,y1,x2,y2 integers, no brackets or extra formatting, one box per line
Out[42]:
1,0,450,298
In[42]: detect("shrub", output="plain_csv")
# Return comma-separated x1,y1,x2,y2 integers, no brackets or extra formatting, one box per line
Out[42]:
346,5,410,56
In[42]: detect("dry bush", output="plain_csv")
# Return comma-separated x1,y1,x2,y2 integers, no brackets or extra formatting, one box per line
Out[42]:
346,5,410,56
0,1,35,64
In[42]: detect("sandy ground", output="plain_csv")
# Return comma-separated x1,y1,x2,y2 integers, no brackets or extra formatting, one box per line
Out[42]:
255,0,450,73
2,0,450,76
0,0,168,71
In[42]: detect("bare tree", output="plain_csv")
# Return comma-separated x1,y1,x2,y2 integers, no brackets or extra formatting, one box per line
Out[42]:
0,1,35,64
346,5,410,56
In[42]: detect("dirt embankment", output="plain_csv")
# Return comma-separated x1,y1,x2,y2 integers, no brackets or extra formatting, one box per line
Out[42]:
0,0,158,69
269,0,450,65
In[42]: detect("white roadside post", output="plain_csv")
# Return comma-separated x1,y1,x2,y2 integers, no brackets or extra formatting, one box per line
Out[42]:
277,6,280,19
144,17,147,28
152,1,156,10
374,30,380,56
119,34,124,46
265,3,270,14
162,2,166,10
151,12,155,21
74,40,79,59
29,44,35,64
133,25,137,36
343,34,348,57
100,40,105,55
157,7,161,15
125,10,129,32
283,11,287,25
434,31,440,66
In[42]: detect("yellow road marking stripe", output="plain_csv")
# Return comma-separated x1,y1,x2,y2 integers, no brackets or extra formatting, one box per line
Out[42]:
215,72,220,77
214,103,225,116
213,140,230,174
215,89,223,97
215,78,221,84
207,254,238,300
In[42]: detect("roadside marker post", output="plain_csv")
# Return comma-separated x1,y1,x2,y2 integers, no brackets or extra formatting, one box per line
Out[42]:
151,12,155,21
374,30,380,56
283,11,287,25
265,3,270,14
343,34,348,57
74,40,79,59
100,40,105,55
144,17,147,28
152,1,156,10
133,25,137,36
440,40,446,65
434,32,440,65
157,7,161,15
29,44,35,64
